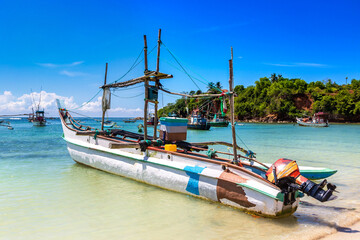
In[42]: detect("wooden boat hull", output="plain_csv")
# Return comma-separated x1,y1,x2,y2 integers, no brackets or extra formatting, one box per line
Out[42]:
64,137,298,218
58,112,299,218
209,121,229,127
187,124,211,130
32,120,46,126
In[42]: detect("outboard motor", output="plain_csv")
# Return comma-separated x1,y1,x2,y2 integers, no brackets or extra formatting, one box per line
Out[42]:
266,158,337,202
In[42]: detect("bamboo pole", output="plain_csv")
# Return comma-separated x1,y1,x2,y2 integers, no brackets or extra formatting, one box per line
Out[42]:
101,62,108,131
229,47,241,166
156,29,161,73
158,88,234,98
143,36,148,140
153,99,158,139
153,29,161,139
144,35,148,72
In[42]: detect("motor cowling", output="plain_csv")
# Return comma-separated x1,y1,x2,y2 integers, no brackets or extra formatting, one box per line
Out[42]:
266,158,337,202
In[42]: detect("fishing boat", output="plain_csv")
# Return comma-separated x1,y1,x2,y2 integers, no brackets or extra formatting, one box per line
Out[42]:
102,120,116,128
31,110,46,126
57,30,337,218
29,90,46,126
147,114,157,126
0,120,14,130
296,112,329,127
188,114,211,130
123,119,137,123
209,115,229,127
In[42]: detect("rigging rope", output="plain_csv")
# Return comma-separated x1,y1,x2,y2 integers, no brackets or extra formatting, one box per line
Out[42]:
161,42,223,93
235,131,250,151
67,44,157,111
67,110,102,122
111,48,144,84
161,42,201,90
69,89,102,111
112,92,144,99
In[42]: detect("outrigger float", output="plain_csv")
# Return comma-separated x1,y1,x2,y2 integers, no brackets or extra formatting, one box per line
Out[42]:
57,30,337,218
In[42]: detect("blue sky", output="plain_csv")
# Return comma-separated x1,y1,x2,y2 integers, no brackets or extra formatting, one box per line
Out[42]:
0,0,359,116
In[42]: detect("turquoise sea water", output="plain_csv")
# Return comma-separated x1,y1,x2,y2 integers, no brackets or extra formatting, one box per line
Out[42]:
1,118,359,240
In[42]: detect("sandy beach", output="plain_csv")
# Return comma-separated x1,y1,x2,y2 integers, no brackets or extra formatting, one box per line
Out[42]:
318,221,360,240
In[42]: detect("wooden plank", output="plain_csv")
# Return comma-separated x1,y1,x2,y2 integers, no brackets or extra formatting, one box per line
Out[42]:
109,143,140,149
102,72,173,89
159,88,234,98
75,131,104,135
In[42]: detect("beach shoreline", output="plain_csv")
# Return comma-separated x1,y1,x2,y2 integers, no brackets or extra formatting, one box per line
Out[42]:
316,220,360,240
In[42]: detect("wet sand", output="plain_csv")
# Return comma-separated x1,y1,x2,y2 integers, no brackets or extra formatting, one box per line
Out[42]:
319,221,360,240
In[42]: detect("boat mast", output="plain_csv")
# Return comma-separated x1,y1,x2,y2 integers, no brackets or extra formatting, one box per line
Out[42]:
153,29,161,139
229,47,240,165
101,62,108,131
143,35,149,139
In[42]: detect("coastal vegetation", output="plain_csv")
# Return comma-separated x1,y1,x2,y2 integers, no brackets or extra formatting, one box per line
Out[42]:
158,75,360,122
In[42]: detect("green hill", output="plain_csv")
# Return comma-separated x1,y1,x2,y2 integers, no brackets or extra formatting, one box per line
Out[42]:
159,75,360,122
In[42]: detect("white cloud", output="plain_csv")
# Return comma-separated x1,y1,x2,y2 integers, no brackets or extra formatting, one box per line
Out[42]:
78,96,143,115
37,61,84,68
59,70,88,77
0,91,79,115
265,62,328,67
0,91,144,117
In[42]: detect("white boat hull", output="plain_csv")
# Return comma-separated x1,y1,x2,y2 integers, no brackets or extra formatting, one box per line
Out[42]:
296,118,328,127
58,107,300,218
32,120,46,126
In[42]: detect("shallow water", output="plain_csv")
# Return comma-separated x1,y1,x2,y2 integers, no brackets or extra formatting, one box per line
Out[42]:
0,119,359,240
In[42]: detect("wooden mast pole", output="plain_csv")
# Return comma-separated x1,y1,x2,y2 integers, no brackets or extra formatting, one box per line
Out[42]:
153,29,161,139
156,29,161,73
229,47,240,165
101,62,108,131
143,35,148,140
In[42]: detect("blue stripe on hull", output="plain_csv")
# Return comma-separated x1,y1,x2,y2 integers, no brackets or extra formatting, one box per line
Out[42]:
184,166,206,195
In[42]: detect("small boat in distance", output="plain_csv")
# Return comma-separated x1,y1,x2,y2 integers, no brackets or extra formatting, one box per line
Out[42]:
29,89,47,127
146,114,157,126
296,112,329,127
0,120,14,130
102,120,116,128
123,119,137,123
188,113,211,130
208,115,229,127
31,110,46,126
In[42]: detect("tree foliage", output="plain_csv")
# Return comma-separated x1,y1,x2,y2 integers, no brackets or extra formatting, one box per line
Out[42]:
158,75,360,122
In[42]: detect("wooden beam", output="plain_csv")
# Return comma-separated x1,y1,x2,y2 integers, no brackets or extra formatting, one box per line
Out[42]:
102,72,173,89
109,143,140,149
159,88,234,98
76,131,105,135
